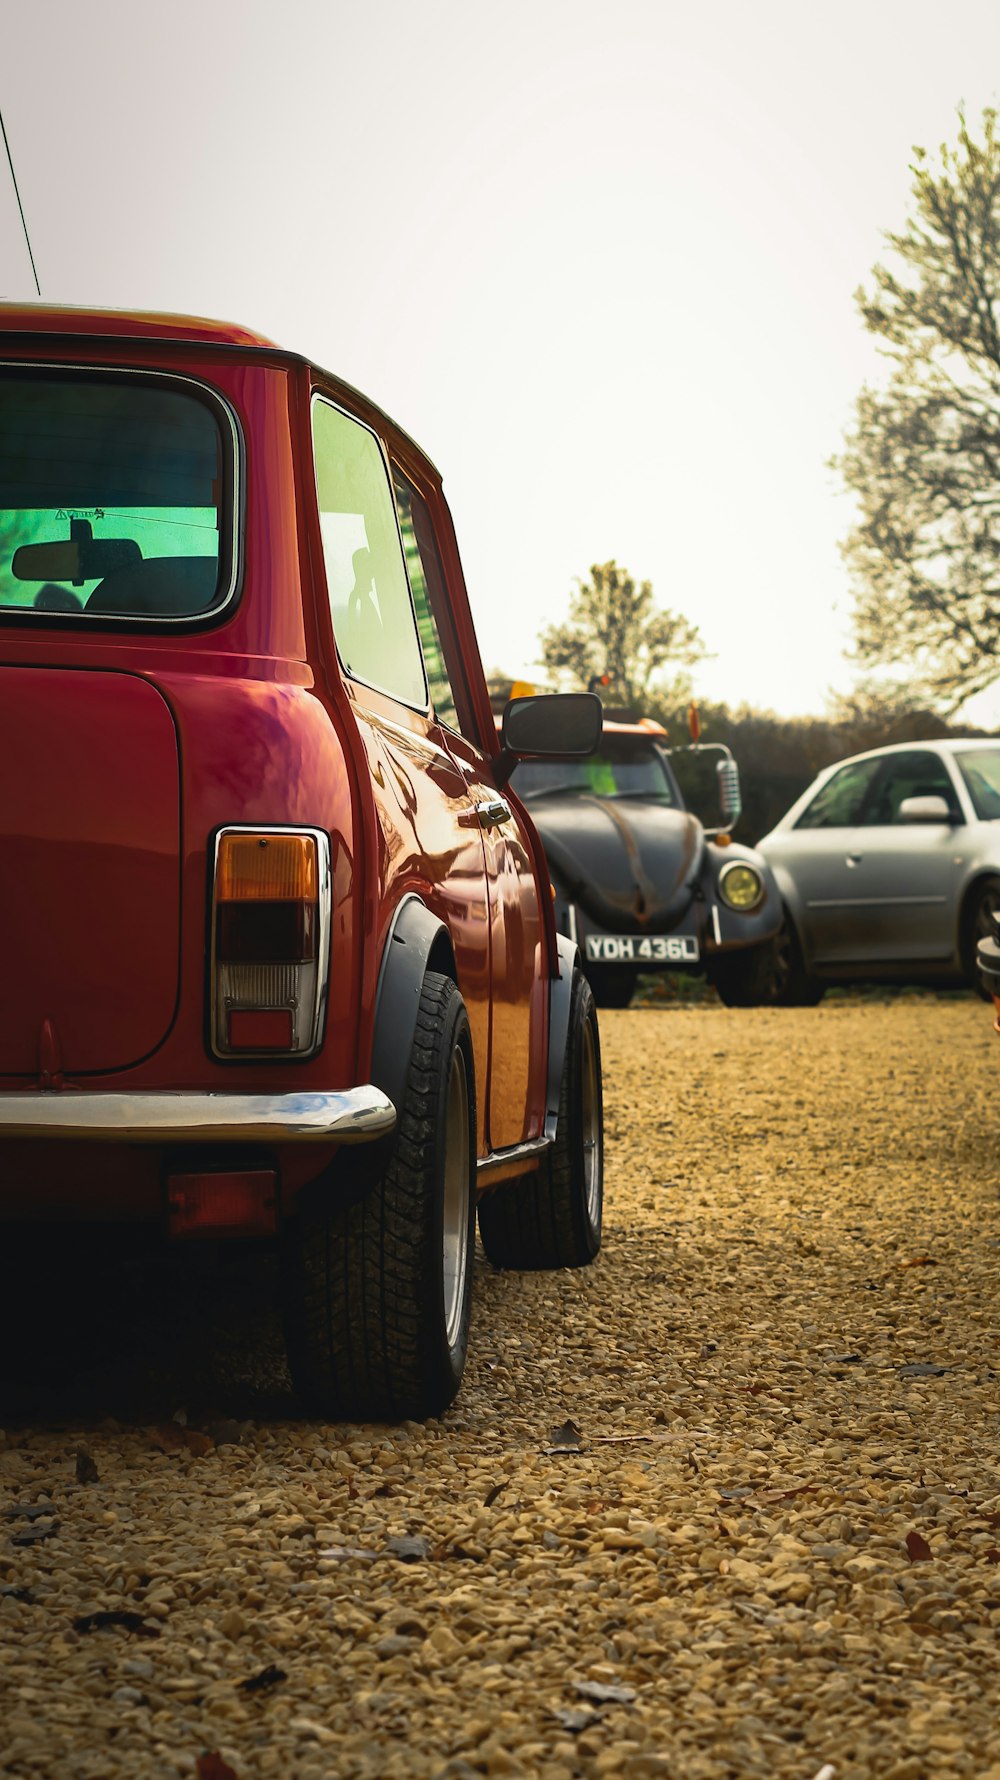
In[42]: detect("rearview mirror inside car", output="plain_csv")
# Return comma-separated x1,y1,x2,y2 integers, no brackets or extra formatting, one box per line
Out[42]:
12,537,141,586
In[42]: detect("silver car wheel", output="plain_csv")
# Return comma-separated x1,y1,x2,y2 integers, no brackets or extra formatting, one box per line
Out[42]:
442,1048,471,1352
580,1013,601,1228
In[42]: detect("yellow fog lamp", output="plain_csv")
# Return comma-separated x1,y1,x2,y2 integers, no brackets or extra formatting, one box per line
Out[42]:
718,860,764,912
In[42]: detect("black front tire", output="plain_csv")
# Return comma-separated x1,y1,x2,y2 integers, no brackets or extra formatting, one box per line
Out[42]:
282,973,476,1421
478,969,603,1270
715,913,823,1008
713,941,782,1008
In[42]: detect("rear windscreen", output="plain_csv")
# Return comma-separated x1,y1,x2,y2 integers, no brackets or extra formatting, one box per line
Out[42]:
0,371,233,621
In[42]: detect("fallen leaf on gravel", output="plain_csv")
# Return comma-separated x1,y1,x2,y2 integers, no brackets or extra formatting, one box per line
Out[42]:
905,1531,933,1561
591,1431,677,1445
574,1680,636,1704
75,1449,100,1483
149,1424,213,1457
73,1610,160,1638
316,1545,379,1563
550,1707,604,1732
11,1520,60,1546
196,1756,240,1780
545,1419,584,1451
899,1364,948,1378
983,1548,1000,1563
385,1534,430,1562
483,1481,508,1506
0,1585,33,1602
3,1502,56,1520
237,1663,287,1693
899,1255,939,1268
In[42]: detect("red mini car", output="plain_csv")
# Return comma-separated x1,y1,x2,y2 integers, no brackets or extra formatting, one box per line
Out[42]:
0,305,604,1421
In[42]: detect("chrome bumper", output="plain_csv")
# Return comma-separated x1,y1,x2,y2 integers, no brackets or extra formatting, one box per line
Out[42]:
0,1087,396,1144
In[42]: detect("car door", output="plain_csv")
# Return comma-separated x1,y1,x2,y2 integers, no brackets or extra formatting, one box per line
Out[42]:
311,396,494,1150
775,756,884,964
839,750,966,961
391,467,546,1153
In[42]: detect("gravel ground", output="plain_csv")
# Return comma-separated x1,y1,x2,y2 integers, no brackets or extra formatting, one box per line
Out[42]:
2,997,1000,1780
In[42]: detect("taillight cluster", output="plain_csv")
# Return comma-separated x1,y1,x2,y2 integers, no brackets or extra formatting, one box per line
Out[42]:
210,827,330,1058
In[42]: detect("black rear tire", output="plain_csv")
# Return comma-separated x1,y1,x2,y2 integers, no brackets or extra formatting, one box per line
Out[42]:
964,876,1000,1002
478,969,603,1270
587,966,635,1009
282,973,476,1421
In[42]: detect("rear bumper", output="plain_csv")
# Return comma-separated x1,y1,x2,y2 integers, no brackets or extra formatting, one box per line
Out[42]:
0,1087,395,1144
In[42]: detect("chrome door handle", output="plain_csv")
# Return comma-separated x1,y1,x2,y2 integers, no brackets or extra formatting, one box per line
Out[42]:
475,796,512,828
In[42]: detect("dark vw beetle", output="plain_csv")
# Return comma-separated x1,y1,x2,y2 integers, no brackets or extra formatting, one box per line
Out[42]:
507,711,783,1007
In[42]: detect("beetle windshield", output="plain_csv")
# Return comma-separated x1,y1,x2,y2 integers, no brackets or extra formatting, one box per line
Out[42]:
954,747,1000,820
512,738,680,804
0,371,231,621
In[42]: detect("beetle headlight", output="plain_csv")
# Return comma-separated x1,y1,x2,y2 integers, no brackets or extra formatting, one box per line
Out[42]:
718,860,765,912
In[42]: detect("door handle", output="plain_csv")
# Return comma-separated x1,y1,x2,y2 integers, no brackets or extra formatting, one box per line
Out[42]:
475,796,512,829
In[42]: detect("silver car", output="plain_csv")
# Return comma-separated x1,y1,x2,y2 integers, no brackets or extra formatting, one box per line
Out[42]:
751,739,1000,1004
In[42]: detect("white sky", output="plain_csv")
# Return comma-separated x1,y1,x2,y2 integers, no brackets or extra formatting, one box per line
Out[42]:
2,0,1000,723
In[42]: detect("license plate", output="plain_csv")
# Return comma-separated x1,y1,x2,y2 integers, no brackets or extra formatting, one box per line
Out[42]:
584,934,699,965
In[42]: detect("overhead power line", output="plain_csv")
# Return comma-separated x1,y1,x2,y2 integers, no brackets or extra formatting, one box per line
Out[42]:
0,104,41,296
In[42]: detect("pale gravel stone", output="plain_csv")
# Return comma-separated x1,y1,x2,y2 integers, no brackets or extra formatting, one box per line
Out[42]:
2,1000,1000,1778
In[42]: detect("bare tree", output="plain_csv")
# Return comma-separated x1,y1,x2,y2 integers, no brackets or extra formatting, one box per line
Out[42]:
836,108,1000,713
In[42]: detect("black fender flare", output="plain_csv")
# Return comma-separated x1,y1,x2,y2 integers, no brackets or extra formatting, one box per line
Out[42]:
311,896,454,1211
371,895,454,1126
545,933,578,1142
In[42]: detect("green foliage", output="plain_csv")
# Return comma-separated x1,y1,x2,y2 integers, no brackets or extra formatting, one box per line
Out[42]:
539,560,707,709
837,108,1000,713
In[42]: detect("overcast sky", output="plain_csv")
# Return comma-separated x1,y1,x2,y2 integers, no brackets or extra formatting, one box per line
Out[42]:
3,0,1000,723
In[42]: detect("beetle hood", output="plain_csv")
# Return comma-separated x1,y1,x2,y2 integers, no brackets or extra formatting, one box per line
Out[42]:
526,794,704,931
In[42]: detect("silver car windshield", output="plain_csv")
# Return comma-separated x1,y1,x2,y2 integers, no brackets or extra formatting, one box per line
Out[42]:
954,748,1000,820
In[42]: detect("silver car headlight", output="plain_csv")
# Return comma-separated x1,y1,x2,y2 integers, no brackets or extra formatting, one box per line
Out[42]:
718,860,765,912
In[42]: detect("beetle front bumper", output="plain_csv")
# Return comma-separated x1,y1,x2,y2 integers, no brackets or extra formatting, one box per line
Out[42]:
0,1087,396,1144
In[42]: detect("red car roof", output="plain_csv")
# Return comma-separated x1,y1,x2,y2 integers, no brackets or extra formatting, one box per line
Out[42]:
0,303,277,350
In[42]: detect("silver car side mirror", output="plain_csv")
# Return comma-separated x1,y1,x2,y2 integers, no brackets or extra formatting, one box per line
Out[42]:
896,794,954,824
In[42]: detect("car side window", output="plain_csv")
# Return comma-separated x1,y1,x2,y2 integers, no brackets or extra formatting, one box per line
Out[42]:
860,752,960,826
392,469,477,738
795,758,883,829
312,398,427,710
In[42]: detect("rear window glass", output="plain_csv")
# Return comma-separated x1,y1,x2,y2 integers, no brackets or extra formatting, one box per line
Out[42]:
0,372,232,621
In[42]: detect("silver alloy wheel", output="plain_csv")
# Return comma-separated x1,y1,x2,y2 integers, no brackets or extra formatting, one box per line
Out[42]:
442,1049,471,1351
580,1015,601,1226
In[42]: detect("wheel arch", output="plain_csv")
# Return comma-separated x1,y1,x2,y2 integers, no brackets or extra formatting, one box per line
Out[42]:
545,934,579,1142
308,896,455,1211
371,895,456,1115
958,868,1000,969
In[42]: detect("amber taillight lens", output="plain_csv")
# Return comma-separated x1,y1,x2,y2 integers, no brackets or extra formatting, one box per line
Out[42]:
211,829,330,1057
